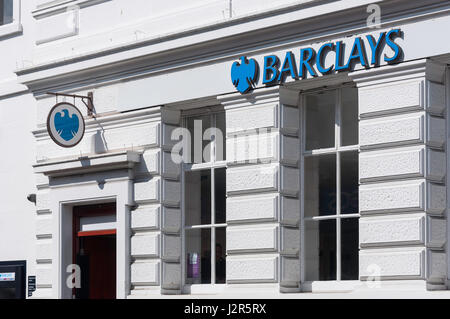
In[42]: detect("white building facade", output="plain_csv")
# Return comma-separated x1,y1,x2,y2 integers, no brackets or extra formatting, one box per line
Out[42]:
1,0,450,299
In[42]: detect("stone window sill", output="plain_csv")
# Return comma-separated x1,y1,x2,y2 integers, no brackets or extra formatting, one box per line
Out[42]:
0,22,22,39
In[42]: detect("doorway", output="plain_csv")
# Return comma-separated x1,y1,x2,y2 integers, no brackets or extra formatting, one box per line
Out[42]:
73,203,116,299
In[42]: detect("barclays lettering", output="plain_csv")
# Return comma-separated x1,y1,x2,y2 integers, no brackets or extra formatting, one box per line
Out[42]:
230,29,403,93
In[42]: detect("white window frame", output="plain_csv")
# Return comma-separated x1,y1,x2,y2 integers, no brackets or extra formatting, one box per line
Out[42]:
181,109,227,293
300,85,360,289
0,0,22,39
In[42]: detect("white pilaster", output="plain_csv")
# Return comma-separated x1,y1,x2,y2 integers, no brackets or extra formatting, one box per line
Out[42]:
219,86,301,293
351,59,448,290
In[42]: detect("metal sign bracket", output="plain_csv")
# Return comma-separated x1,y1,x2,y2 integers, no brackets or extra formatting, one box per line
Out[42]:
47,91,94,116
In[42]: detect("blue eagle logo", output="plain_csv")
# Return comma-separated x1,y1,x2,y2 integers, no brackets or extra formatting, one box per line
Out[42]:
231,56,258,93
54,109,79,141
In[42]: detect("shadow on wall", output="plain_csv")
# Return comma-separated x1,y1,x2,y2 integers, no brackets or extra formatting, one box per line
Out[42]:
93,129,108,154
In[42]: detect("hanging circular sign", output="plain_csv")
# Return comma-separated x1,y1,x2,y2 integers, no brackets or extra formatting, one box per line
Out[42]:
47,102,85,148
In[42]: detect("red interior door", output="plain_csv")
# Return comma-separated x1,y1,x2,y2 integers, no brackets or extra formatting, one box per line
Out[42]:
73,203,116,299
82,235,116,299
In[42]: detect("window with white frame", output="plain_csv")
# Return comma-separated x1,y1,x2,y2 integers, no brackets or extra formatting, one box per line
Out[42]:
302,86,359,281
183,110,227,285
0,0,21,39
0,0,13,26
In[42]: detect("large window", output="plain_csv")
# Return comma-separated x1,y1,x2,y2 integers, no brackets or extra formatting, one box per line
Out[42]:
184,111,227,285
0,0,13,26
303,87,359,281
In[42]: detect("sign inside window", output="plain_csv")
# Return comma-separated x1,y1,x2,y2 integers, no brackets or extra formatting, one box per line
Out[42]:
0,273,15,281
231,29,403,93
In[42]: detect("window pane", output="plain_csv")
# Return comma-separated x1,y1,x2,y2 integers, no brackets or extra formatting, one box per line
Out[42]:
305,91,336,150
304,154,336,217
0,0,3,25
341,218,359,280
0,288,15,299
185,228,211,284
341,151,359,214
305,220,337,281
215,112,226,162
0,0,13,25
185,170,211,226
341,87,358,146
214,168,226,224
187,115,211,163
215,227,226,284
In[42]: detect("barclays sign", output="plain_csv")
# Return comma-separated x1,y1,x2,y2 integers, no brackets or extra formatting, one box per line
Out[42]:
230,29,403,94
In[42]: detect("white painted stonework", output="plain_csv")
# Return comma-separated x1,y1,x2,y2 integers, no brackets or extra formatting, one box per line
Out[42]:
359,180,445,214
131,261,160,286
131,234,160,258
135,150,160,177
359,248,425,279
227,225,278,253
226,103,278,134
227,194,279,223
134,179,160,204
353,58,448,292
358,80,445,117
161,207,181,234
227,255,278,283
227,164,279,194
359,214,425,247
360,146,446,182
131,205,160,230
36,215,52,238
1,0,450,299
359,113,445,149
226,132,278,164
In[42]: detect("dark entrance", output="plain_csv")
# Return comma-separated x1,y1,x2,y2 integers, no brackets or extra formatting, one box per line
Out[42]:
73,203,116,299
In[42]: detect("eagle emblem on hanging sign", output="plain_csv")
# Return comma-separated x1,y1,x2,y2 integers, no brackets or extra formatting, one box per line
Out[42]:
47,102,85,148
231,56,259,94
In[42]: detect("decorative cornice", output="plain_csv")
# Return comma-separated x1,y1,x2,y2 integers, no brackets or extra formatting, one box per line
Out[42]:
285,72,353,92
217,86,281,109
33,150,141,177
349,59,447,87
16,0,450,95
